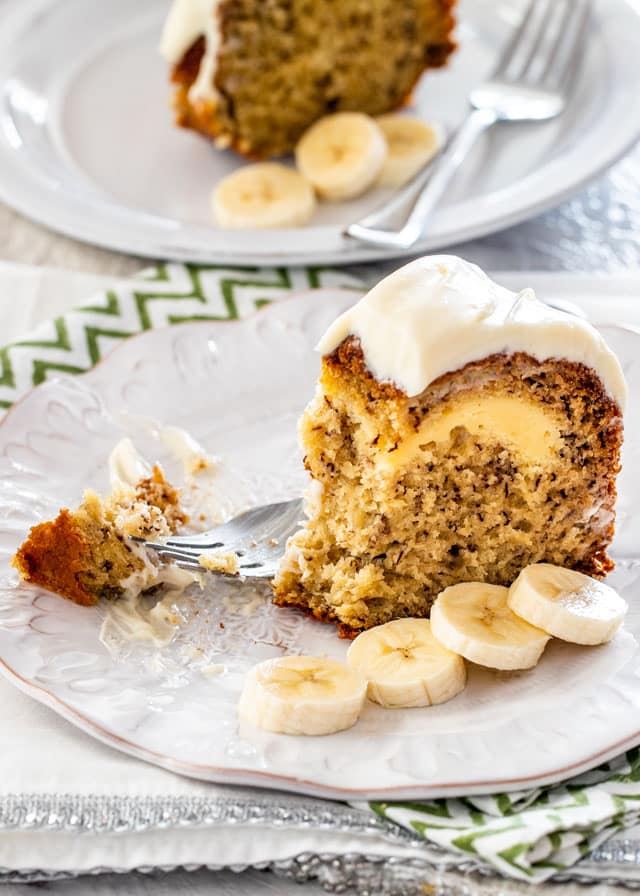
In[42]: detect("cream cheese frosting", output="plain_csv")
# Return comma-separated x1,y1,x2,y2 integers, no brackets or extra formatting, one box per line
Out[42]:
317,255,627,410
108,437,152,489
160,426,218,477
160,0,221,102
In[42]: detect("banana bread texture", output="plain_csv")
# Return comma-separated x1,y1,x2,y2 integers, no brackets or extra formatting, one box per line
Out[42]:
12,466,188,606
272,339,624,637
170,0,456,158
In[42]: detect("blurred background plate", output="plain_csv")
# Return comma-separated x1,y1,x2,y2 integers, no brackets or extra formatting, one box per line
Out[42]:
0,0,639,265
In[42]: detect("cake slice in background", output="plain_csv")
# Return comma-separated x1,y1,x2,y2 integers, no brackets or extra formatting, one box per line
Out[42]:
161,0,456,159
13,467,188,606
273,256,626,637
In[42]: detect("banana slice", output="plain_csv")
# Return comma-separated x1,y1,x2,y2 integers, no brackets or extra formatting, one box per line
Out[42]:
508,564,627,645
212,163,316,229
430,583,550,670
347,618,466,708
295,112,387,200
376,115,444,187
238,655,367,736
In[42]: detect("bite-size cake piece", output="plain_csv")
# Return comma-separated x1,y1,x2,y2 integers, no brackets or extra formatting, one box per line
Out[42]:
12,467,188,606
273,256,625,637
161,0,456,159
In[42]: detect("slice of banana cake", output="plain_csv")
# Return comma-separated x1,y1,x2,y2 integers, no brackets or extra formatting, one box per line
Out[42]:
161,0,456,158
273,255,626,637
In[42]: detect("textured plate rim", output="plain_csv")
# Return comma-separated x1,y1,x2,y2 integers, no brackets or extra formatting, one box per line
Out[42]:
3,653,640,800
1,277,640,799
0,0,639,264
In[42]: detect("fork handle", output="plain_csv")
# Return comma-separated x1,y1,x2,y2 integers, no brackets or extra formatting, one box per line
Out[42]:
344,107,498,251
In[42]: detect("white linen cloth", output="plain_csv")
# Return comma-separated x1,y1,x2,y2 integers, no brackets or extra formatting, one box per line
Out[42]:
0,676,438,877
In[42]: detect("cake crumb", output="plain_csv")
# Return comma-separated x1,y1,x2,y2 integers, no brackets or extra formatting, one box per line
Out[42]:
191,457,212,475
223,592,265,617
198,550,240,575
160,425,218,478
201,663,225,679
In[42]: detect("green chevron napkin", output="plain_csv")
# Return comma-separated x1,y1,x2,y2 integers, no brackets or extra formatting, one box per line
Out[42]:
364,748,640,882
2,260,639,886
0,262,365,411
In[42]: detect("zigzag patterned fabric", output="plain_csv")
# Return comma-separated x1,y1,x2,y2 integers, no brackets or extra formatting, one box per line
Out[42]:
2,260,638,883
363,747,640,882
0,262,365,411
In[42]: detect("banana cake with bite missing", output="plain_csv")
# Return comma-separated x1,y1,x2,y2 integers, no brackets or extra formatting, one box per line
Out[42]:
161,0,456,158
272,256,626,637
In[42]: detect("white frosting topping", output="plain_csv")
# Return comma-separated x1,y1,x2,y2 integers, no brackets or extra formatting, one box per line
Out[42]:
160,0,221,103
108,438,152,489
317,255,627,410
100,582,192,649
160,426,218,477
160,0,213,62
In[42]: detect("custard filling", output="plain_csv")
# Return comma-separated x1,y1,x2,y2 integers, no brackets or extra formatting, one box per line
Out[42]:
376,395,563,470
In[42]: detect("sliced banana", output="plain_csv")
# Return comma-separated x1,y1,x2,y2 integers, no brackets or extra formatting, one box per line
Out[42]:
212,163,316,229
238,655,367,736
347,618,466,708
295,112,387,200
430,583,550,670
376,115,444,187
508,563,627,645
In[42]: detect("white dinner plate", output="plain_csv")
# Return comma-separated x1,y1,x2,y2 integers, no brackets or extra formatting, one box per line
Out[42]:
0,0,639,265
1,275,640,800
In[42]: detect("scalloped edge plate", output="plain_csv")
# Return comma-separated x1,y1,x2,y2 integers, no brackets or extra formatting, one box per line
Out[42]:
1,278,640,799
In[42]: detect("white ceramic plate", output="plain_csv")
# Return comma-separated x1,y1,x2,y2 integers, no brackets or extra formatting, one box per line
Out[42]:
0,0,639,266
1,276,640,800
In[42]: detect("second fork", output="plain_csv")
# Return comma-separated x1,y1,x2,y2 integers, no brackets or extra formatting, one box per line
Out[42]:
344,0,591,251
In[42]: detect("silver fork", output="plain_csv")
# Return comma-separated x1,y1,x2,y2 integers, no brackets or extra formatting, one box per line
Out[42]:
344,0,591,251
136,498,304,580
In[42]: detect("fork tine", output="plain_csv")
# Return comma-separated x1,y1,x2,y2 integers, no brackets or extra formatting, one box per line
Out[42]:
153,544,251,576
132,497,303,582
506,0,557,82
164,499,303,548
493,0,548,79
146,543,202,562
541,0,591,91
521,0,569,84
173,558,241,578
